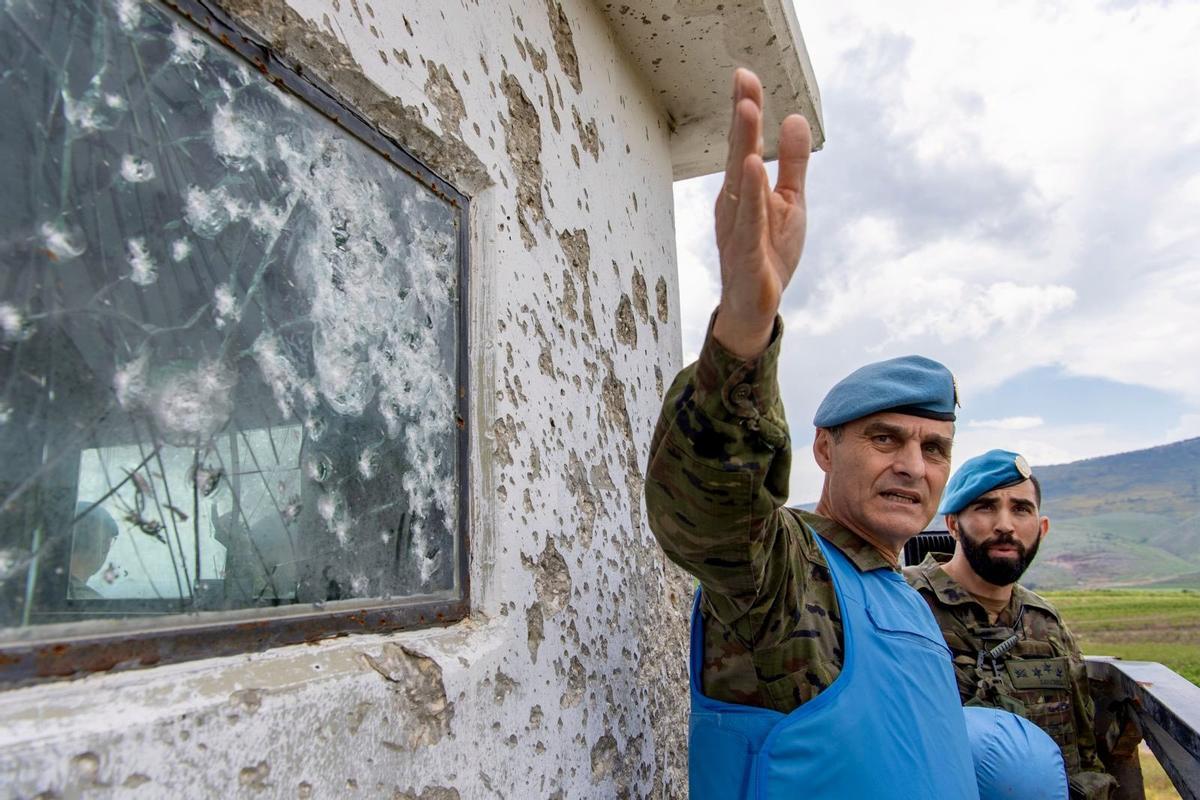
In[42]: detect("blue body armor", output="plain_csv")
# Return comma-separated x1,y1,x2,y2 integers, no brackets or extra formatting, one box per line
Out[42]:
688,532,981,799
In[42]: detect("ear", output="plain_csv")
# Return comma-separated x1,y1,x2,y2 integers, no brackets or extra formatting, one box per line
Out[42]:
1037,515,1049,541
945,514,959,539
812,428,833,473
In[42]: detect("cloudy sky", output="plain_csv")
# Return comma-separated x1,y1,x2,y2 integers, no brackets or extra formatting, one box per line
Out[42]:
672,0,1200,503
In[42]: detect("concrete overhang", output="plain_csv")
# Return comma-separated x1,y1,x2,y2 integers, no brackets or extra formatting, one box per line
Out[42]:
597,1,825,180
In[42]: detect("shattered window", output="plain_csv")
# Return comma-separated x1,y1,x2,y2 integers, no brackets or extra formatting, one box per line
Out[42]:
0,0,468,635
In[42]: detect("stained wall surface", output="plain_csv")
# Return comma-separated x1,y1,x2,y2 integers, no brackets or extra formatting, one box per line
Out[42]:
0,0,694,797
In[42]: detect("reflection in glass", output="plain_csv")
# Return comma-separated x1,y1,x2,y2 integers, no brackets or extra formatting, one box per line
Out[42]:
0,0,464,630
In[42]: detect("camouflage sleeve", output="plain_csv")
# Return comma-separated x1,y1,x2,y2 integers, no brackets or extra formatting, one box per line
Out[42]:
644,312,798,627
1062,626,1119,800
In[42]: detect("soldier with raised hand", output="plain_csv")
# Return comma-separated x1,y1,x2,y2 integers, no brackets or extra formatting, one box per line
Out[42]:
645,68,1066,799
905,449,1119,799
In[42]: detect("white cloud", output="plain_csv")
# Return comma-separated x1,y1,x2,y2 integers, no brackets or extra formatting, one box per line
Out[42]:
967,416,1044,431
951,423,1161,471
1167,414,1200,443
789,271,1075,344
792,0,1200,374
799,1,1200,203
672,1,1200,502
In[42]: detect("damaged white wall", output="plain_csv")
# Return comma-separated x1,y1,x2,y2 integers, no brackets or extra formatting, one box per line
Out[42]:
0,0,696,797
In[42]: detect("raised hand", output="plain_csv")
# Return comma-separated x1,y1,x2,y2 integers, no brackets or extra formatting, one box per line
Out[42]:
711,68,813,360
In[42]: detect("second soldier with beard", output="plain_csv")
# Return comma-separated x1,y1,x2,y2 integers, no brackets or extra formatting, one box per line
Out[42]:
905,449,1118,800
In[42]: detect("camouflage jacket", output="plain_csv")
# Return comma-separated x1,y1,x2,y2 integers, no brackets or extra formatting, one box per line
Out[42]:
645,319,897,712
904,554,1118,800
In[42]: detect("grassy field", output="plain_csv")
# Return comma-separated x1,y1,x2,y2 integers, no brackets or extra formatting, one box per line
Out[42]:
1044,589,1200,799
1140,744,1181,800
1043,589,1200,685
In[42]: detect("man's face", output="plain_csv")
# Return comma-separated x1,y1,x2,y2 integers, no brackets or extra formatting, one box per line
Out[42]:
948,481,1048,587
813,411,955,549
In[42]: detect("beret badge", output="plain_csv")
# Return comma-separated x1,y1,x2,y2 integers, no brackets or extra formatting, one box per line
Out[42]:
1014,454,1031,479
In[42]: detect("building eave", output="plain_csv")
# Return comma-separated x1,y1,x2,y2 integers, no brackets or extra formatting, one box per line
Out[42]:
597,0,825,180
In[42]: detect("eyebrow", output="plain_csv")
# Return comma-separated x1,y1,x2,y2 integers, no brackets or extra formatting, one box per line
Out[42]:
860,422,953,452
924,434,954,452
861,422,905,438
972,495,1038,511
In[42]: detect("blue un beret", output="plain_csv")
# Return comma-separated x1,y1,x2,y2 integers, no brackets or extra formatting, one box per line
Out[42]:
938,449,1033,515
812,355,958,428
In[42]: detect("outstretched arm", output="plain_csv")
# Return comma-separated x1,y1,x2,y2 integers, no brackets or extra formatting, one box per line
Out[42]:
646,69,813,623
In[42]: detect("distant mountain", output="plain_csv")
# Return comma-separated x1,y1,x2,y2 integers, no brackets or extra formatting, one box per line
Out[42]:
1036,438,1200,521
1024,438,1200,590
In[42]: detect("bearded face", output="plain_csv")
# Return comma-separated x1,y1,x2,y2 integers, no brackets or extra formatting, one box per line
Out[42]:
956,516,1042,586
948,481,1047,587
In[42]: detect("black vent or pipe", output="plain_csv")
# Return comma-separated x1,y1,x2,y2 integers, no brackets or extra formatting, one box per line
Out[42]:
902,531,956,567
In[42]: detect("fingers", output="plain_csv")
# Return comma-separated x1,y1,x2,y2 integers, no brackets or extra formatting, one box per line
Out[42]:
773,113,812,204
721,100,754,199
733,68,764,121
722,70,764,201
733,153,768,242
722,99,763,209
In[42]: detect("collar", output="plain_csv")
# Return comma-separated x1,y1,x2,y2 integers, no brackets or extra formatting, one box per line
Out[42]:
797,510,899,573
910,553,1058,617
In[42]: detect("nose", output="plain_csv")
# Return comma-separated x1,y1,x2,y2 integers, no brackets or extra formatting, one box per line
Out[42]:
994,507,1016,535
891,439,926,481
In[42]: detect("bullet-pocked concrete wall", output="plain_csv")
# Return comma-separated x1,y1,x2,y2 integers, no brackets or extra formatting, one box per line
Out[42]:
0,0,693,797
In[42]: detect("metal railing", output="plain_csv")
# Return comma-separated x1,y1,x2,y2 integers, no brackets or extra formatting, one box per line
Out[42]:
1087,657,1200,800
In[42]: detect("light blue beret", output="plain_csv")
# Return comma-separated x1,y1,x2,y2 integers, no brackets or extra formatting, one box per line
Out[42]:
964,707,1067,799
938,449,1033,515
812,355,957,428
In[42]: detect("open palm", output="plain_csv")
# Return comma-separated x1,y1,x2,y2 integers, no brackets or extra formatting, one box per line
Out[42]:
712,69,813,360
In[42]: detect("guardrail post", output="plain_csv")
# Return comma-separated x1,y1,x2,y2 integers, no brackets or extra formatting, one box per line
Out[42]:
1090,678,1146,800
1087,657,1200,800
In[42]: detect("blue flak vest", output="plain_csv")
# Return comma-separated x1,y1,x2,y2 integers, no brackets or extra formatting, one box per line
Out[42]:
689,532,981,800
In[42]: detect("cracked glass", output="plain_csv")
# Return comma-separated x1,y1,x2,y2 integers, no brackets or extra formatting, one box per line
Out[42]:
0,0,466,633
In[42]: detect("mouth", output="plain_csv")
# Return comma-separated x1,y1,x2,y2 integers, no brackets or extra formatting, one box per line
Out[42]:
879,490,921,506
988,543,1021,556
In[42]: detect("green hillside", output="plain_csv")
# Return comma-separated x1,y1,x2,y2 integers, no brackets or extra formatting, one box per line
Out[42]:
1024,438,1200,590
1037,438,1200,520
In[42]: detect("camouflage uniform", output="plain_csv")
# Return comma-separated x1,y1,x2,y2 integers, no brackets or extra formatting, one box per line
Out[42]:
646,321,895,711
905,553,1118,800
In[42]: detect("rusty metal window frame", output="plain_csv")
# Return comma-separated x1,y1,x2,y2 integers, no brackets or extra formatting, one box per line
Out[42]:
0,0,472,688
